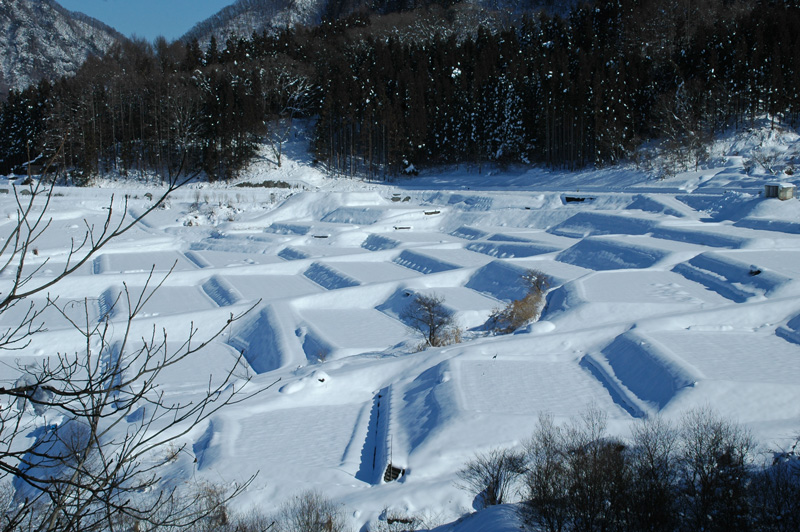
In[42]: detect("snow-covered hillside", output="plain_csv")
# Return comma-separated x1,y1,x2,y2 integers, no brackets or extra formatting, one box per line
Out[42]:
0,0,121,93
182,0,324,45
180,0,577,45
2,124,800,530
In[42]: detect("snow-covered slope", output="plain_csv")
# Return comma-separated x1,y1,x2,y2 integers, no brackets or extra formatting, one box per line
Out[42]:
2,124,800,530
0,0,122,93
182,0,324,45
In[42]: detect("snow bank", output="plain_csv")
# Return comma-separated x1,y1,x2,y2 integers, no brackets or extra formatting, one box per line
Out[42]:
549,211,659,238
228,305,302,372
557,237,671,270
598,331,699,411
465,261,531,302
201,275,242,306
304,262,361,290
393,250,460,274
672,251,791,302
466,241,559,259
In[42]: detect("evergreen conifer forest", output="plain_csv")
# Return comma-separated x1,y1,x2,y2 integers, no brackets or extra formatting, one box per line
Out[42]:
1,0,799,180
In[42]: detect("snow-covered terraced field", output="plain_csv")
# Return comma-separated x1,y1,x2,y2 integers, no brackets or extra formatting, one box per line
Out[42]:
2,142,800,529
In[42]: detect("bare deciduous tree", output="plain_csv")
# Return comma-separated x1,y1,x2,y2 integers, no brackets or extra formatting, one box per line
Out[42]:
273,490,347,532
628,416,679,532
677,407,755,532
520,413,570,532
521,409,631,532
748,442,800,532
400,293,460,348
0,161,270,531
457,447,526,509
648,83,712,179
520,408,761,532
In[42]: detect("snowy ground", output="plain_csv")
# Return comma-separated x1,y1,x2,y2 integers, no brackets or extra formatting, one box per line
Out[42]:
2,124,800,530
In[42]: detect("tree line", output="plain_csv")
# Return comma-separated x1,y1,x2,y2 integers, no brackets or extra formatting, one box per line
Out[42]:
1,0,799,181
459,408,800,532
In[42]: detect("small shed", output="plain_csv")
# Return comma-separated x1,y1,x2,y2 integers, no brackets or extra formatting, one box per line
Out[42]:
764,183,797,200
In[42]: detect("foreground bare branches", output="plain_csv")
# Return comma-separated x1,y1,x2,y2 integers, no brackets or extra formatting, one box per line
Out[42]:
0,164,269,531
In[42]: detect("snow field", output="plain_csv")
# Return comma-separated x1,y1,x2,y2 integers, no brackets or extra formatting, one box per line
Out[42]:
3,131,800,529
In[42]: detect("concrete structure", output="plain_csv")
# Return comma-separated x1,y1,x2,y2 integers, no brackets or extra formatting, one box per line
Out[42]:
765,183,797,200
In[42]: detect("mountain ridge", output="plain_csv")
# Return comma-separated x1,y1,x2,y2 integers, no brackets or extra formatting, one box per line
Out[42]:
180,0,580,45
182,0,324,44
0,0,123,93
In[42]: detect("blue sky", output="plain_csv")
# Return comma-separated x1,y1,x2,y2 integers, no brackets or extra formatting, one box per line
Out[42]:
58,0,235,42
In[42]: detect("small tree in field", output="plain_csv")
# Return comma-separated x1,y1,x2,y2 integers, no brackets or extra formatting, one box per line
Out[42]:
457,447,526,509
400,293,460,348
489,269,550,334
273,490,347,532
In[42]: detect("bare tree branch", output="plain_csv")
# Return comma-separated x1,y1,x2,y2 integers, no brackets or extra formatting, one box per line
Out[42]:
0,158,270,531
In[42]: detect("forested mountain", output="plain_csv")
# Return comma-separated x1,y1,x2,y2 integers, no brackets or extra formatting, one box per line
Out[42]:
182,0,325,45
181,0,579,45
0,0,122,94
1,0,798,181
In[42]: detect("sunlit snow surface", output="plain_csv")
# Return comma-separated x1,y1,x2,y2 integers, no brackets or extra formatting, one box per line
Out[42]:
2,125,800,529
